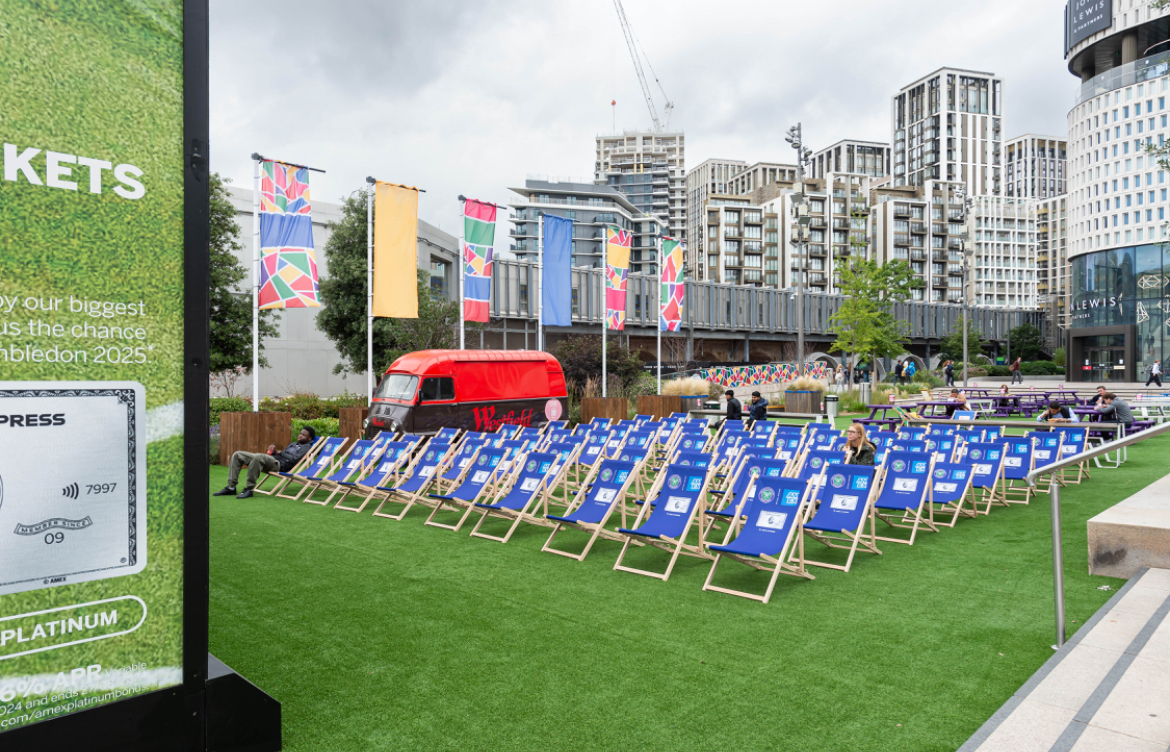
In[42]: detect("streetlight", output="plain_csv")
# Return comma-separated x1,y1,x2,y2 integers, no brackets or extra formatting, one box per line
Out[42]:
955,185,975,387
786,123,813,369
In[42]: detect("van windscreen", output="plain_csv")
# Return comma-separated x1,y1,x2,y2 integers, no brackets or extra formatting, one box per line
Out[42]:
374,374,418,401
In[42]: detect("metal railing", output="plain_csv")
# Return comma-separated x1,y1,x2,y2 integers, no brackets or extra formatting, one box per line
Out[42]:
1025,421,1170,649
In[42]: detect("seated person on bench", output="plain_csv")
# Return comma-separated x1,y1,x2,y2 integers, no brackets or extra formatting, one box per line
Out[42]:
1036,401,1077,423
215,427,318,499
944,389,966,418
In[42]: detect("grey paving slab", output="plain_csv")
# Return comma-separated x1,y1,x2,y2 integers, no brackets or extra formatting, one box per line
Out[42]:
1029,644,1125,712
976,698,1077,752
1087,655,1170,745
1068,725,1167,752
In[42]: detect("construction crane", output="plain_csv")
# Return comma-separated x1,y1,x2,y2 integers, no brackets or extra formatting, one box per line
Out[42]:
612,0,672,132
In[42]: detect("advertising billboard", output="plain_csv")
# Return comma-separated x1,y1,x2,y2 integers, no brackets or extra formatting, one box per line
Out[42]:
1066,0,1112,55
0,0,188,733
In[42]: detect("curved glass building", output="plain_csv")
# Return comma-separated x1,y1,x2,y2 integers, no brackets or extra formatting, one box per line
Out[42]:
1066,0,1170,380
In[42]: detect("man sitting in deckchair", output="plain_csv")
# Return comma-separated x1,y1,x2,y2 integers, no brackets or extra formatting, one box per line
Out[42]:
215,426,318,499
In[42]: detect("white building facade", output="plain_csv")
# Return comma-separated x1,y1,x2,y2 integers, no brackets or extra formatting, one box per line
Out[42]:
685,158,746,279
594,130,685,243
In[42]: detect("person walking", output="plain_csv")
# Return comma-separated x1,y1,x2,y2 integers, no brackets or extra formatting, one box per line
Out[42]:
1145,359,1162,388
834,365,846,392
1009,357,1023,384
944,359,955,387
893,359,904,385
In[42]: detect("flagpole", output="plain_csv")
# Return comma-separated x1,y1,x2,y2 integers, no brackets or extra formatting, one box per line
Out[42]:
602,228,607,399
366,177,375,405
537,213,544,352
251,155,261,412
657,233,662,397
458,197,466,350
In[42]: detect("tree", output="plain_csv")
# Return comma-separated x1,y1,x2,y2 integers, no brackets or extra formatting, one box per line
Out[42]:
827,251,920,370
936,319,988,363
1008,322,1043,362
553,335,643,393
317,188,474,377
209,173,279,374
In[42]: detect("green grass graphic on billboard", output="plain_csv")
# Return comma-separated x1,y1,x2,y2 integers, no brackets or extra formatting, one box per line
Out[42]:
0,1,185,732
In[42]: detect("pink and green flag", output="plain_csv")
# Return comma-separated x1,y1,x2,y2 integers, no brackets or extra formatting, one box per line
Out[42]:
605,226,631,330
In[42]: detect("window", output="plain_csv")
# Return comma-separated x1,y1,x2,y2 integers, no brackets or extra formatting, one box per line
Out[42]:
419,377,455,402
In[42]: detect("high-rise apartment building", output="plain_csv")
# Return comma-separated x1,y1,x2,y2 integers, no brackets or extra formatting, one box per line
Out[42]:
892,67,1004,196
727,162,799,197
700,196,776,286
507,179,665,272
594,130,685,243
869,181,968,304
811,140,892,180
685,158,746,278
1036,194,1068,344
969,195,1039,309
1005,135,1068,198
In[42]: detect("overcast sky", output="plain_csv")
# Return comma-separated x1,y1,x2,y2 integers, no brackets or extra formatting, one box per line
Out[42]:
210,0,1072,250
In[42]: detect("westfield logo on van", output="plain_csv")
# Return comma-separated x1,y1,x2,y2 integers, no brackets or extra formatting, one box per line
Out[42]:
473,406,534,431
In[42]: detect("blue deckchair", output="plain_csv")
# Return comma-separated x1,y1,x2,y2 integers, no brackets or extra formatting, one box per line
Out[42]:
705,456,788,541
797,449,844,485
1026,431,1064,493
672,450,712,468
963,440,1007,514
1000,436,1036,505
803,425,838,452
307,438,391,506
1053,425,1089,484
796,464,880,573
873,451,936,545
774,434,803,461
425,446,509,531
371,440,455,520
274,436,348,500
438,438,491,485
254,436,326,496
434,427,461,442
899,428,929,441
613,464,714,580
468,451,560,542
703,475,815,602
923,434,957,462
889,439,927,453
333,439,418,513
928,462,977,527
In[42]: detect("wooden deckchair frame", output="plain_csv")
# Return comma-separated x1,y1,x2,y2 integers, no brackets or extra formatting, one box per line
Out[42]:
332,439,418,513
542,460,652,562
873,455,938,546
962,446,1008,515
1000,439,1037,505
792,467,883,573
423,447,506,531
302,439,372,506
467,453,565,543
613,468,715,581
371,442,458,521
702,478,815,603
273,437,347,500
253,436,326,496
927,469,976,528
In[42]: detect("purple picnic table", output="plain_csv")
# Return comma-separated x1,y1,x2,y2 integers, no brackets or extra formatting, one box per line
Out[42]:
989,395,1023,417
858,405,900,430
916,401,962,418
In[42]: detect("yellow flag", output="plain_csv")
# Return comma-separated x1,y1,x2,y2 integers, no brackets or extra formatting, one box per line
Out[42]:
373,181,419,318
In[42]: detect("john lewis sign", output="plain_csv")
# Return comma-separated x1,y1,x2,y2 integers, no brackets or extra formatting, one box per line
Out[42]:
1066,0,1112,55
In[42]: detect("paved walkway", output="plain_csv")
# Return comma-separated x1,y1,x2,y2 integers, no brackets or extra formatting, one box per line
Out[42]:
960,567,1170,751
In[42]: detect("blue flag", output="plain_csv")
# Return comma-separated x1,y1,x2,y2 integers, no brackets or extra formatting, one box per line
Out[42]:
542,214,572,327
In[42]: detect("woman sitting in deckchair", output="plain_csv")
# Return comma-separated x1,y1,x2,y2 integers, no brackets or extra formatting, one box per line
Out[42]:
843,423,875,466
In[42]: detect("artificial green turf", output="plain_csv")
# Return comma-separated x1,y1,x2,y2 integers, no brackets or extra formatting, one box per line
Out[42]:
208,438,1166,751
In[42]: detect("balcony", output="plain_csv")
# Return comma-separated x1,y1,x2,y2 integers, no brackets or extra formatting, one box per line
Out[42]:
808,217,826,228
911,222,927,234
894,234,910,247
932,276,947,288
833,218,851,229
894,205,911,218
947,239,962,250
910,248,926,261
933,224,947,234
809,273,827,285
933,250,949,261
834,246,851,258
808,244,827,257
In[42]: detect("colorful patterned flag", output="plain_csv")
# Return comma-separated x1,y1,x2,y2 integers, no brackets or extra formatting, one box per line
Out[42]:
462,199,496,322
660,237,684,331
259,161,320,309
605,225,631,330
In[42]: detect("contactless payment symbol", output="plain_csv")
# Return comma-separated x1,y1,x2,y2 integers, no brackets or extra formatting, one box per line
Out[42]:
668,474,682,489
831,474,845,488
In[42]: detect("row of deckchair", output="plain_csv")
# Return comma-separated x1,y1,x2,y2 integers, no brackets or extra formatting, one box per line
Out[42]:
250,416,1093,605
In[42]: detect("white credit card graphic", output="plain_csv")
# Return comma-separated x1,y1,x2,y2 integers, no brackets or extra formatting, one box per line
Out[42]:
0,382,147,596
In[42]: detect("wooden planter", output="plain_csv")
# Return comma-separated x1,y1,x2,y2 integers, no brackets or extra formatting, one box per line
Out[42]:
784,390,822,414
636,395,682,420
218,411,292,466
580,397,628,425
340,407,369,443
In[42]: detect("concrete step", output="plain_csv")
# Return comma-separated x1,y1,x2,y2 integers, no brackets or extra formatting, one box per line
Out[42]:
960,567,1170,751
1089,475,1170,578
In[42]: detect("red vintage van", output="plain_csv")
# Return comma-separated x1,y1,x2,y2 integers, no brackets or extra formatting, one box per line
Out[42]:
364,350,569,437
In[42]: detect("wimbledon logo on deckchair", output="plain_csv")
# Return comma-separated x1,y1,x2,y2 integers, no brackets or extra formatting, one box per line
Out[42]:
668,474,682,489
934,469,947,478
970,449,983,459
600,468,612,481
892,460,906,472
811,458,823,468
830,474,845,488
525,460,537,472
758,487,775,503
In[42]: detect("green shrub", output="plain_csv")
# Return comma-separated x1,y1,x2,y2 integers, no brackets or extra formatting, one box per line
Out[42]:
291,417,340,443
260,391,369,420
1054,347,1066,367
209,396,251,426
986,365,1011,377
1021,360,1062,376
966,366,989,377
911,371,944,388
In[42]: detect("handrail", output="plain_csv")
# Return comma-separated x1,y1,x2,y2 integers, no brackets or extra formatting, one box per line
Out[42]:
1020,420,1170,650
